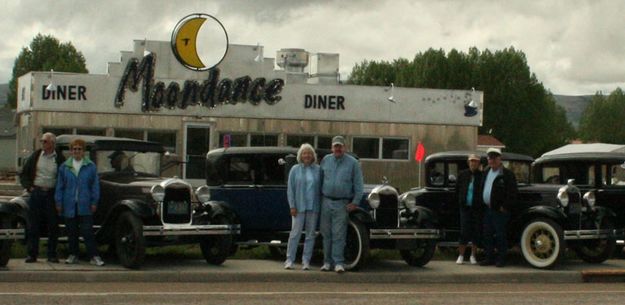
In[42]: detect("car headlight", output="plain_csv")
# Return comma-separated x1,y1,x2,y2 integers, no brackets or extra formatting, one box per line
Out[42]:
195,186,211,204
557,186,569,207
151,184,165,202
367,192,380,209
583,191,596,208
400,193,417,210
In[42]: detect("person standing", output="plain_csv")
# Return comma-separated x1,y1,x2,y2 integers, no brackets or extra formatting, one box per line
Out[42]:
55,138,104,266
455,154,483,265
20,132,65,263
480,148,517,267
284,144,321,271
319,136,364,273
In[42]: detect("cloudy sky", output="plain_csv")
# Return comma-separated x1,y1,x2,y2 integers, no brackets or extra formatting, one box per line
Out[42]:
1,0,623,95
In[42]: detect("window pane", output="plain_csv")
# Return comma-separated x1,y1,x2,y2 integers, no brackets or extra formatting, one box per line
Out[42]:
76,128,105,136
316,136,332,149
226,156,253,184
541,167,560,184
428,162,445,186
115,129,144,140
219,133,247,147
448,163,458,186
353,137,379,159
286,135,314,148
382,138,409,160
610,165,625,186
250,134,278,147
148,131,176,152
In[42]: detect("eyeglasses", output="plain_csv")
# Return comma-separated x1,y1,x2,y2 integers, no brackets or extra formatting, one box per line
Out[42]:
40,139,48,143
72,147,83,151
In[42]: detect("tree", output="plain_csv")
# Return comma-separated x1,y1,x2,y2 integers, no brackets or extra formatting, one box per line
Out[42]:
7,34,88,108
578,88,625,143
347,47,574,157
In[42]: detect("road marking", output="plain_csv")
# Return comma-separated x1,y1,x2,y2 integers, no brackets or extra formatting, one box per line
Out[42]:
1,291,625,296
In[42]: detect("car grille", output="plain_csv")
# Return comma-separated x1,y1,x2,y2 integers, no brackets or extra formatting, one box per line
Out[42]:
375,194,399,228
162,185,192,224
567,191,582,215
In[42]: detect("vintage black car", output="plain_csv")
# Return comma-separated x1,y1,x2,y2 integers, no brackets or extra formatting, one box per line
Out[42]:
533,143,625,253
400,150,616,269
0,135,240,268
203,146,440,270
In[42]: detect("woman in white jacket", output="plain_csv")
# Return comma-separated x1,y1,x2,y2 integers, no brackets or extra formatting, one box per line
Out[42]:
284,143,321,270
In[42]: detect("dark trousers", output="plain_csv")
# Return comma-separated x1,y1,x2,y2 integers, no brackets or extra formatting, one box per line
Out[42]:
26,188,59,258
459,207,481,246
482,208,509,263
65,215,98,258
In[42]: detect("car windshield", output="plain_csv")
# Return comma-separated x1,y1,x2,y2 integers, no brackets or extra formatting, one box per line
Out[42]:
96,150,161,175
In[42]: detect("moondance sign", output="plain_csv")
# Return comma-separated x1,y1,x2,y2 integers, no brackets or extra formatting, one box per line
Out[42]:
114,53,285,112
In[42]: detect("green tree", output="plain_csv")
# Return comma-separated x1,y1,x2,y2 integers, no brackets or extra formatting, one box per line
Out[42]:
578,88,625,143
7,34,88,108
347,47,574,157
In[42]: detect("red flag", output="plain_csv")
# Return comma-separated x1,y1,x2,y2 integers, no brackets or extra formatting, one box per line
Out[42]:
415,142,425,162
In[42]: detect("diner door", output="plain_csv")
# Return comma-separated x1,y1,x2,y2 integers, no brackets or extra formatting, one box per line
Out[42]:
183,124,211,186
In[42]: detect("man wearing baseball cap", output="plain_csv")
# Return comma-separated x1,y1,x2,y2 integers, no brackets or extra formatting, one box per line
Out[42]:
319,135,364,273
455,154,484,265
480,147,517,267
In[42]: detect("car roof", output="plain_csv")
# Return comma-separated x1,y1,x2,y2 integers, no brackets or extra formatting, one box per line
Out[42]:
425,150,534,163
207,146,299,157
56,134,165,153
533,143,625,164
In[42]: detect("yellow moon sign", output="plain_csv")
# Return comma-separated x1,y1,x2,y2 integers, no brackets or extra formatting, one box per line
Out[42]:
171,14,229,71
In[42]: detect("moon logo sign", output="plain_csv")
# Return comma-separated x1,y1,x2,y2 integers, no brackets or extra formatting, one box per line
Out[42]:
171,14,229,71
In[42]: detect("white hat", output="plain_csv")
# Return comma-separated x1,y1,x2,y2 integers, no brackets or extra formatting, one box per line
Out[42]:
486,147,502,156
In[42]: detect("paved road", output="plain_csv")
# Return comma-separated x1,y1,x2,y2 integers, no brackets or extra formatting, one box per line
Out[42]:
0,282,624,305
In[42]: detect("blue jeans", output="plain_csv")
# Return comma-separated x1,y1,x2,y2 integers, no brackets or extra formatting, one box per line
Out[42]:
286,211,318,265
320,198,348,266
65,215,98,258
482,208,510,263
26,188,59,259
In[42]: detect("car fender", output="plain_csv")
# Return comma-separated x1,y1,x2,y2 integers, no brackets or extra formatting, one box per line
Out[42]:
99,199,153,241
0,197,29,227
204,201,237,223
413,206,438,225
349,207,375,225
512,205,567,240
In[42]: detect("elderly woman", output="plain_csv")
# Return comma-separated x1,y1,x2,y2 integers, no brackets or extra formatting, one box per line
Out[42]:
55,138,104,266
284,143,321,270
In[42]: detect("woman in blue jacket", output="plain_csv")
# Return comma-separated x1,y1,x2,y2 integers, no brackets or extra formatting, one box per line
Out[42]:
284,143,321,270
55,138,104,266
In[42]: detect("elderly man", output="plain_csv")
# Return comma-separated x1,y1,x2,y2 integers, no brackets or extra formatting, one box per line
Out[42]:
319,135,364,273
480,148,517,267
19,132,65,263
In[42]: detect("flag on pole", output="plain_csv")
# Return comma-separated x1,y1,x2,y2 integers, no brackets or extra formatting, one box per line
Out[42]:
415,142,425,163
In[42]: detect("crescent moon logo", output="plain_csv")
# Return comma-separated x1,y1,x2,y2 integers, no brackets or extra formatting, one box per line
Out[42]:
171,14,229,71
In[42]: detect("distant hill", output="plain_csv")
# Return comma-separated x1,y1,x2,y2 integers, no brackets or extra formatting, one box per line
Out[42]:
0,83,7,106
552,94,594,129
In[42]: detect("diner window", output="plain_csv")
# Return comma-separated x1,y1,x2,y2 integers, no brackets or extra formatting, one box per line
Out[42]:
148,131,177,152
219,133,247,148
353,137,379,159
42,128,72,137
317,136,332,149
286,135,315,148
115,129,144,140
250,134,278,147
76,128,105,136
382,138,409,160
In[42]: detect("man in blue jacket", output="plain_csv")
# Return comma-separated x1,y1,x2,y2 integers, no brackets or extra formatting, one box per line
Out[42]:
319,136,364,273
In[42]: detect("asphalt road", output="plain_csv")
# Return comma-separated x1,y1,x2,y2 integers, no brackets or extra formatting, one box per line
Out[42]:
0,282,624,305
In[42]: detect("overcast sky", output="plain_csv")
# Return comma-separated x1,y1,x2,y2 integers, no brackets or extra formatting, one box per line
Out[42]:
1,0,623,95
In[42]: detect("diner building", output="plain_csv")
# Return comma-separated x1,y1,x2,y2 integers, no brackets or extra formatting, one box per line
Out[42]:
15,39,483,190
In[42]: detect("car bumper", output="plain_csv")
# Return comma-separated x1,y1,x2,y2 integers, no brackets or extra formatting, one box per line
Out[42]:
369,228,440,240
0,228,25,240
563,228,621,240
143,224,241,236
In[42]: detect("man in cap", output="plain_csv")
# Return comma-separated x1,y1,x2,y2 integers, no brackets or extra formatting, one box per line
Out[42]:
319,135,364,273
480,147,517,267
455,153,484,265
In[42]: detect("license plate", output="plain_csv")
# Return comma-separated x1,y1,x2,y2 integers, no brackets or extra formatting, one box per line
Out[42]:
167,201,189,215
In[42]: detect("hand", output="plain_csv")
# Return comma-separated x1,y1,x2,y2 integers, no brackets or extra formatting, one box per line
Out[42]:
91,205,97,213
346,203,357,212
290,208,297,217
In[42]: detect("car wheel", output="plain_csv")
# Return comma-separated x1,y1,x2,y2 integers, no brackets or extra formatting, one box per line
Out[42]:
200,216,233,265
115,211,145,269
400,222,437,267
520,218,564,269
344,218,369,271
574,217,616,264
0,215,13,267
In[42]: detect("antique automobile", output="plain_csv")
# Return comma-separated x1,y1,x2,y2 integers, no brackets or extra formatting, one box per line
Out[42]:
400,150,616,269
202,146,440,270
0,135,239,268
533,143,625,254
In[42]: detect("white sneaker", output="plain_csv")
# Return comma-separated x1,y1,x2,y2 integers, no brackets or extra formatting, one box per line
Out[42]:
456,255,464,265
470,255,477,265
320,263,332,271
334,265,345,273
90,256,105,266
284,261,294,270
302,262,310,270
65,255,79,264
